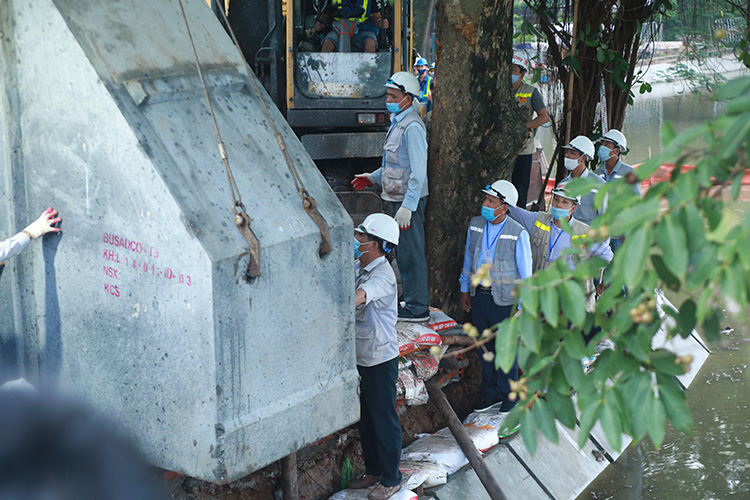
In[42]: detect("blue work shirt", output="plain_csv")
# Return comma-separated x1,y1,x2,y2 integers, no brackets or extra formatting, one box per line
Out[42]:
593,158,642,196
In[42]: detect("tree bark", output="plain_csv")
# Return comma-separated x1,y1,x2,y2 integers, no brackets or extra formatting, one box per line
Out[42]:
425,0,525,319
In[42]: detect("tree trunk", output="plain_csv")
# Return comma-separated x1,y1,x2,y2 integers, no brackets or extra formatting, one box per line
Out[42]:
425,0,525,319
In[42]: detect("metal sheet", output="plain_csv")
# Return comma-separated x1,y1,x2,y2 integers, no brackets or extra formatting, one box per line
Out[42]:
295,52,391,100
508,422,609,500
302,132,387,160
432,445,549,500
1,0,357,483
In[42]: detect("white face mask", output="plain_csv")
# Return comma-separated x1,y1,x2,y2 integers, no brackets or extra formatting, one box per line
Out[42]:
564,157,580,171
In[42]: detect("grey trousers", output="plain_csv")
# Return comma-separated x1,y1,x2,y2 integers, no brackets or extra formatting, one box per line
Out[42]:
390,197,430,316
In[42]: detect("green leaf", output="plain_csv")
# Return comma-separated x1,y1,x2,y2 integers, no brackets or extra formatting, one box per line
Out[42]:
685,245,718,289
706,209,740,242
608,197,661,235
662,121,677,146
620,224,653,288
540,286,560,328
622,372,651,440
655,217,689,279
645,389,666,448
519,282,539,318
681,205,706,255
657,374,693,435
562,326,588,360
600,389,623,452
546,388,577,429
519,312,542,354
578,399,603,448
533,398,559,444
560,350,586,392
520,407,538,456
560,280,587,327
650,349,685,376
677,299,697,336
495,316,519,373
651,254,681,290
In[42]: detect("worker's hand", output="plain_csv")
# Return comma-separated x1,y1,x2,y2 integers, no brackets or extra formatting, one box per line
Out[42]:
395,206,412,229
375,18,389,29
461,292,471,312
351,173,374,191
23,208,61,239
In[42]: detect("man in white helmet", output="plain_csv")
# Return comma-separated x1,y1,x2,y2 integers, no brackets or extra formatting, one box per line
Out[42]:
350,213,403,500
351,72,430,322
593,130,640,251
459,180,532,413
507,183,612,314
560,135,607,226
511,53,549,208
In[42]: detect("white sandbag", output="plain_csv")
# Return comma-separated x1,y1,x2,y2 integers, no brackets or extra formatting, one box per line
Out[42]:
400,460,448,489
396,369,429,406
461,412,506,452
329,487,418,500
401,433,469,475
427,307,458,332
397,322,442,356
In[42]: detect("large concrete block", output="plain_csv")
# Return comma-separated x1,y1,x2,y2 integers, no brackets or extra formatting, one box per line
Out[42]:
0,0,357,483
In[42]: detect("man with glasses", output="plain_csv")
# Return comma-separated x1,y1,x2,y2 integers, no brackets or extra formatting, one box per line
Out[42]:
459,180,532,413
352,72,430,322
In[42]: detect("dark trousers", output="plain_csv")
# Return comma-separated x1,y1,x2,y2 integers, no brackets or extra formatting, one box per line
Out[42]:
471,293,517,409
512,154,533,208
390,197,429,317
357,357,402,487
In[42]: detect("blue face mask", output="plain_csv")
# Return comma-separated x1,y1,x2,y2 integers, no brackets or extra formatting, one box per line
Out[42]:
417,68,427,75
481,204,500,222
598,145,613,162
511,74,520,84
386,96,407,115
354,237,363,259
550,206,570,221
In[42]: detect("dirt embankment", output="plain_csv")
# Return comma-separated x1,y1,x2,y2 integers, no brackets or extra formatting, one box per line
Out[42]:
169,355,482,500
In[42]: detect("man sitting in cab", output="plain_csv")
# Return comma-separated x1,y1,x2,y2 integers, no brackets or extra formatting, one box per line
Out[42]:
321,0,388,53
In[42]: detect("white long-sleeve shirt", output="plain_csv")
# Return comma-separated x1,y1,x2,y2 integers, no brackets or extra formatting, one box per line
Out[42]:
0,233,31,261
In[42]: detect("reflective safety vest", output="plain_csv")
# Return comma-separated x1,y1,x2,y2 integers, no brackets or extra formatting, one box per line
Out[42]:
530,212,596,312
515,80,538,155
419,76,432,102
466,216,525,306
333,0,370,23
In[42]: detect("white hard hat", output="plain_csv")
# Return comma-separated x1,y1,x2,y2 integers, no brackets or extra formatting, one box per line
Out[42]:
512,53,529,72
562,135,595,161
599,129,627,151
386,72,420,97
355,213,400,247
550,183,580,204
481,180,518,207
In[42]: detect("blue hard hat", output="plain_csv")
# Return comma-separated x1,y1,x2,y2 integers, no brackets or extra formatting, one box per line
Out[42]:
414,57,428,67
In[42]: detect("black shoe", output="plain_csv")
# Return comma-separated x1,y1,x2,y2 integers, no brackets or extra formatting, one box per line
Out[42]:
398,310,429,322
473,400,502,413
499,400,516,413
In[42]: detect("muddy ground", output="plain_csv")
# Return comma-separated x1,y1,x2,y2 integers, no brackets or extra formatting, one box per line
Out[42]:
169,353,481,500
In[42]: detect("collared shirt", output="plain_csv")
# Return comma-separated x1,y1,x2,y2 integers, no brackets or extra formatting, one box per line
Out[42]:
355,256,399,367
562,169,608,222
508,206,613,269
370,107,428,212
459,218,533,293
593,158,642,196
0,233,31,261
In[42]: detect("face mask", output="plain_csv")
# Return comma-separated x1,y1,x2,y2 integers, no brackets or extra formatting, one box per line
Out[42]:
355,238,373,259
511,74,520,84
550,206,570,220
386,95,407,114
481,204,500,222
598,145,613,162
417,69,427,75
564,157,580,171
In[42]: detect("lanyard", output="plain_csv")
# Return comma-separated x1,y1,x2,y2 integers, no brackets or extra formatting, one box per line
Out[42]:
484,219,507,258
548,226,564,259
